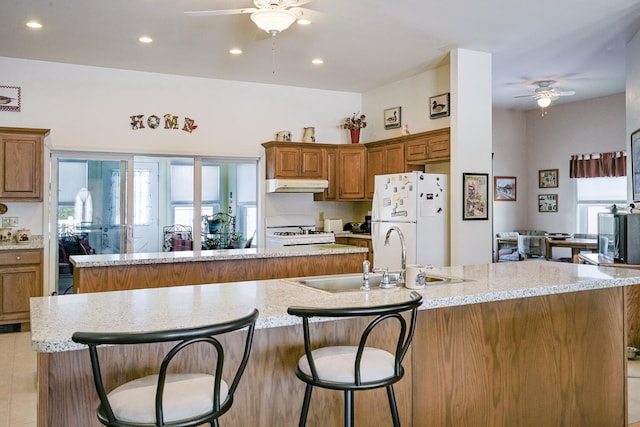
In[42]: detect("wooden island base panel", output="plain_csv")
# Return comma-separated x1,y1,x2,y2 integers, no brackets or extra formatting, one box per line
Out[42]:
32,262,640,426
71,245,367,293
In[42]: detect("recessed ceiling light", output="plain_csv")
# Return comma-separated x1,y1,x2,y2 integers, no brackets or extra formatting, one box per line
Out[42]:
229,48,243,55
138,36,153,43
312,58,324,65
26,21,42,29
297,19,311,25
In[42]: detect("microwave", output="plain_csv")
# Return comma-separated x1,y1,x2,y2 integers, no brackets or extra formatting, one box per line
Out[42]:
597,211,640,264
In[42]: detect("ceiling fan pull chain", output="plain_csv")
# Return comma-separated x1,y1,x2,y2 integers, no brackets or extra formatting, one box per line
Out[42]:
272,36,277,74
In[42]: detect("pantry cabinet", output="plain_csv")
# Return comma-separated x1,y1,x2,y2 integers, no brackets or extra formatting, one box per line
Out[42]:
263,142,323,179
0,249,42,328
0,127,49,201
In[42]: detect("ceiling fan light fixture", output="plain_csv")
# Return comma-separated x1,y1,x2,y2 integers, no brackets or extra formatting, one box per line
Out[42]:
251,9,297,35
537,97,552,108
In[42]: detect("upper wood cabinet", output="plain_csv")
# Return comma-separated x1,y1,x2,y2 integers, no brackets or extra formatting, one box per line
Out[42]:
262,142,323,179
0,127,48,202
337,145,366,200
365,141,405,199
404,128,450,165
314,147,337,201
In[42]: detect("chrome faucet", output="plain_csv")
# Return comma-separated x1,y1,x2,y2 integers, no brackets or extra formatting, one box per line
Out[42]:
385,226,406,284
362,260,370,281
373,266,393,288
361,260,371,291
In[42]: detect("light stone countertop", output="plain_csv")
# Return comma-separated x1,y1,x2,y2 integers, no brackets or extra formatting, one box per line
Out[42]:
69,244,367,267
0,235,44,250
30,261,640,353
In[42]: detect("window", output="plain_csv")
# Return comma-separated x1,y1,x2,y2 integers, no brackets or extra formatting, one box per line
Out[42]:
170,162,218,227
576,177,627,234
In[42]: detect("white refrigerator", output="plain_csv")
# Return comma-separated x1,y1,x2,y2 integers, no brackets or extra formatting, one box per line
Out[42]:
371,172,449,270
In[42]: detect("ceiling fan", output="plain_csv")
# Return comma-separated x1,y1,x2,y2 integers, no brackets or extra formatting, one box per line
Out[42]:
515,80,576,108
185,0,311,37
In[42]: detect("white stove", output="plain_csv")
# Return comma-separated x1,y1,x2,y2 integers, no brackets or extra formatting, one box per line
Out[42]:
265,215,336,247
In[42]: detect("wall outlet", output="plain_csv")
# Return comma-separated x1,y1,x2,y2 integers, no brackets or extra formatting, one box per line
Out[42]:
2,217,18,227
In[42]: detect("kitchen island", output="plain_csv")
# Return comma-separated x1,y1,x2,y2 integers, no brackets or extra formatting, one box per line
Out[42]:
70,244,368,293
31,262,640,426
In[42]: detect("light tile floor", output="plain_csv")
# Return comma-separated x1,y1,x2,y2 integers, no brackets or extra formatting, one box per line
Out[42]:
1,331,639,426
0,332,37,427
629,359,640,424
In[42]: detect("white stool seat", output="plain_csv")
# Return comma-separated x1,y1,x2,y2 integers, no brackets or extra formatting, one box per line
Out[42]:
108,373,228,423
298,346,395,384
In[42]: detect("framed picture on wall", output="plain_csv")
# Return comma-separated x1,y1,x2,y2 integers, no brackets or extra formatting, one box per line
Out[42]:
538,194,558,212
632,128,640,201
494,176,516,201
384,106,401,129
538,169,558,188
429,93,450,119
463,173,488,220
0,85,21,112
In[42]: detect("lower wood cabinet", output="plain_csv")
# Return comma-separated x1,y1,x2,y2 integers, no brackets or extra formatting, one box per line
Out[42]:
335,236,373,265
0,249,42,327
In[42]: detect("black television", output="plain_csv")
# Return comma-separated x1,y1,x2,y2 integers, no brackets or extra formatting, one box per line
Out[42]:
598,211,640,264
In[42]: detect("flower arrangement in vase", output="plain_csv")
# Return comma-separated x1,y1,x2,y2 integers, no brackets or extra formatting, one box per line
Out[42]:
342,113,366,144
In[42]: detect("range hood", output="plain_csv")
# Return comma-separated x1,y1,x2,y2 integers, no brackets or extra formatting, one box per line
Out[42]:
266,178,328,193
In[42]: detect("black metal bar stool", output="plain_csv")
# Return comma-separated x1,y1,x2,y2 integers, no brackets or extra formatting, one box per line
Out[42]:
287,292,422,427
72,308,258,427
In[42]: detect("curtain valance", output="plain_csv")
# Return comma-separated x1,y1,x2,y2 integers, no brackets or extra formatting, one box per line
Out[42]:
569,151,626,178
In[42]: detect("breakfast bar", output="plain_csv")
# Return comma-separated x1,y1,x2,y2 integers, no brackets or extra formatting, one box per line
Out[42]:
31,262,640,426
70,244,368,293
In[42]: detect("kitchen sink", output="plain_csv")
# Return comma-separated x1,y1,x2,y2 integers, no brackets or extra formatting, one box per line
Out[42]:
286,272,459,293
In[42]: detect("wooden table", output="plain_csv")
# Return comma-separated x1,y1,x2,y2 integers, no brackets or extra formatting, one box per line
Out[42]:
545,237,598,262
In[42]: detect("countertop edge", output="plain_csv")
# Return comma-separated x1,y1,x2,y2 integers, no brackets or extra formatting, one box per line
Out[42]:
69,245,368,267
30,264,640,353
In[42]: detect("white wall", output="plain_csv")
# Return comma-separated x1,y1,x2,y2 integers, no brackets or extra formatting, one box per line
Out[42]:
0,58,363,155
523,93,626,233
361,62,451,141
0,56,367,233
627,28,640,201
492,108,528,233
491,94,626,237
450,49,493,265
361,49,494,266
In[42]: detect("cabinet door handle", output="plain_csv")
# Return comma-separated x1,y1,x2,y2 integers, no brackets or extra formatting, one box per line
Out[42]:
16,256,21,260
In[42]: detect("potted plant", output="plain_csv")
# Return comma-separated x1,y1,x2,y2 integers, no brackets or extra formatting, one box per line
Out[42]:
228,231,246,249
203,236,223,250
342,113,366,144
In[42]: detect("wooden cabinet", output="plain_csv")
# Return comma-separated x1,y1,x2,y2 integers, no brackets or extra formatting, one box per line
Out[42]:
314,147,337,201
263,142,323,179
405,128,450,165
335,236,373,265
0,127,48,201
0,249,42,327
263,141,367,201
365,141,405,199
336,145,367,200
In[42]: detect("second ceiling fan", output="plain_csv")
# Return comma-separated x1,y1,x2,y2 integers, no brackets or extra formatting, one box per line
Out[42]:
515,80,576,108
